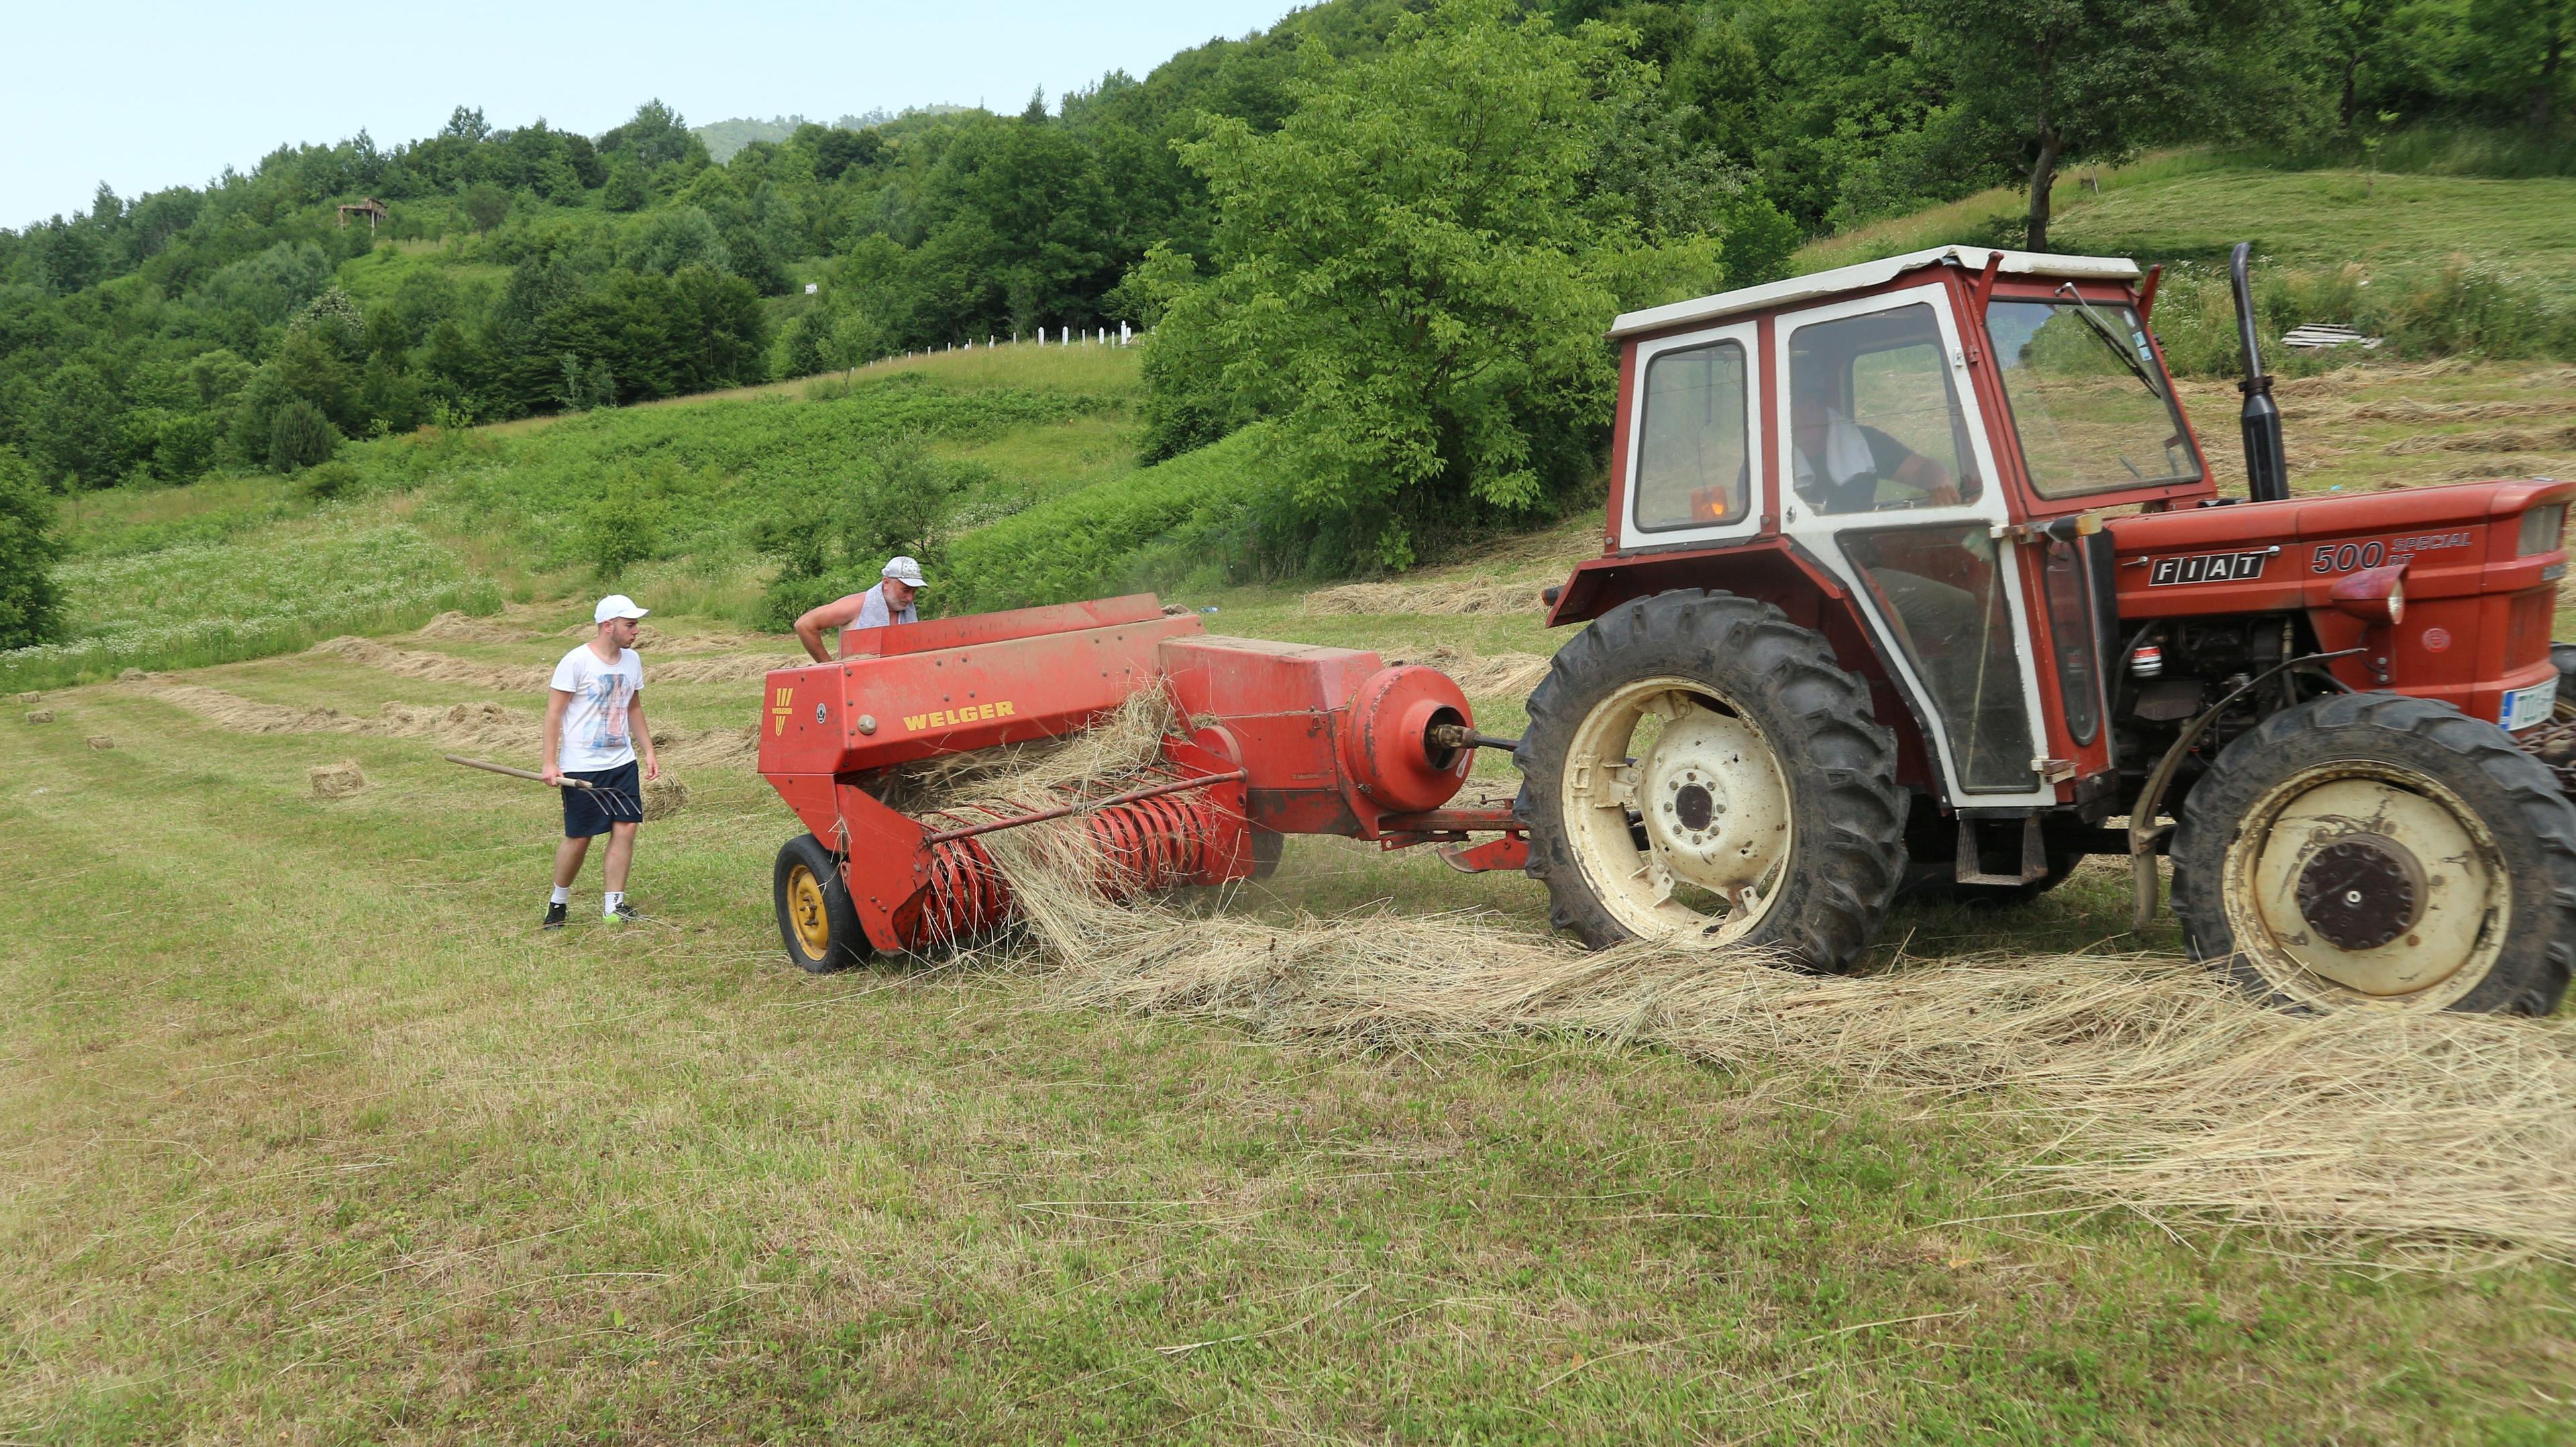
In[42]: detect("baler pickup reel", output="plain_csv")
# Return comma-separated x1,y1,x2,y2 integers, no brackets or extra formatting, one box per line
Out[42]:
757,594,1526,970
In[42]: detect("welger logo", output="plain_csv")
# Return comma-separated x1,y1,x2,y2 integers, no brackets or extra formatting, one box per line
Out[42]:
2149,550,2271,586
903,700,1017,731
770,686,796,735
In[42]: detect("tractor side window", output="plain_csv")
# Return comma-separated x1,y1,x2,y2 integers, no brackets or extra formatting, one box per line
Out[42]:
1787,304,1981,516
1984,299,2202,497
1633,341,1750,530
1840,524,2035,792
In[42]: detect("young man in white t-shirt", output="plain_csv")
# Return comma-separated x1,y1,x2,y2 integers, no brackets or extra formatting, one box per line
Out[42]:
539,594,659,927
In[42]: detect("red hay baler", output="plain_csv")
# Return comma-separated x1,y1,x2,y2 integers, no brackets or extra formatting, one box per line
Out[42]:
759,241,2576,1018
756,594,1520,967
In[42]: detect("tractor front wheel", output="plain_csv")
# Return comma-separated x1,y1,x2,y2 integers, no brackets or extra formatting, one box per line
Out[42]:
773,834,870,973
1515,590,1908,971
2169,692,2576,1014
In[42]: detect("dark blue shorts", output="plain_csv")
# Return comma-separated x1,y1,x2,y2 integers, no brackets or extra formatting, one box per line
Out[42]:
562,760,644,837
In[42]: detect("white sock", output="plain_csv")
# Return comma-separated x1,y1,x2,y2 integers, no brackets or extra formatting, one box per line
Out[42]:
604,891,625,913
550,886,570,905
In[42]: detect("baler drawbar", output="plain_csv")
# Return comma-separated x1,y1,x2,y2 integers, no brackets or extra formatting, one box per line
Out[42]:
757,594,1524,967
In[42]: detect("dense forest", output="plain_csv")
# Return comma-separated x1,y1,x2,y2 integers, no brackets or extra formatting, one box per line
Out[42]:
0,0,2563,537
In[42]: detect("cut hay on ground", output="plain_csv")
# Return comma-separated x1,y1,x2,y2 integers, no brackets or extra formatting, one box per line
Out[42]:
1038,910,2576,1267
927,716,2576,1267
129,682,759,770
1384,643,1554,701
1304,580,1545,617
2381,425,2576,456
310,635,801,690
415,610,540,643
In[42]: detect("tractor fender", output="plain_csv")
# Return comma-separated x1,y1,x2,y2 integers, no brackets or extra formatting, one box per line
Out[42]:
1544,538,1947,798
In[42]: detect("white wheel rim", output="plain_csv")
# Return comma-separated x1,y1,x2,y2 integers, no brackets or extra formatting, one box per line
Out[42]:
2220,763,2509,1010
1559,676,1793,947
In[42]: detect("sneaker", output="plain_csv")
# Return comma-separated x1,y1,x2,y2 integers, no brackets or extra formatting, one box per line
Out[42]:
542,902,568,930
604,900,641,925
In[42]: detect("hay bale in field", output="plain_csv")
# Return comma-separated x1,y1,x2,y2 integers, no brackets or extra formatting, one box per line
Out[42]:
85,735,113,750
641,771,690,820
23,709,53,724
309,761,366,798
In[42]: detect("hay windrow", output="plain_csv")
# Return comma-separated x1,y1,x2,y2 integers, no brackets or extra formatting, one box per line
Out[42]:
129,681,758,769
934,725,2576,1267
1303,579,1544,617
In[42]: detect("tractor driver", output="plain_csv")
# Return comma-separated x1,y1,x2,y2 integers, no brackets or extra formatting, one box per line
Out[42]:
1789,394,1962,515
1786,392,1993,730
795,555,927,663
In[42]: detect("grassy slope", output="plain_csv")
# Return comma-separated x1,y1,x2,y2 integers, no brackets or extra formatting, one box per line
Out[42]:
1793,151,2576,284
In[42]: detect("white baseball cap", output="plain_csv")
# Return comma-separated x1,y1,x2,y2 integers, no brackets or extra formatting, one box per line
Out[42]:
594,594,651,624
883,556,928,586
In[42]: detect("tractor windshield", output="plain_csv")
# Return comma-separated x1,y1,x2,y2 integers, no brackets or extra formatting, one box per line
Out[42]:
1984,300,2202,498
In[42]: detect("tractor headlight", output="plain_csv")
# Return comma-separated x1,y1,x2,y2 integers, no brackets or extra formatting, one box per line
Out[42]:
2520,504,2566,556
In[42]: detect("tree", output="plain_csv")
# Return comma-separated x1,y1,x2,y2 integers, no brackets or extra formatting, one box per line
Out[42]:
268,398,340,472
460,181,509,234
1918,0,2318,250
0,447,64,649
1145,0,1719,569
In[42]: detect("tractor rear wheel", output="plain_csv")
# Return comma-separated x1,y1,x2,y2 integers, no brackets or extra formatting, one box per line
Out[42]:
773,834,870,973
2169,692,2576,1014
1514,590,1908,971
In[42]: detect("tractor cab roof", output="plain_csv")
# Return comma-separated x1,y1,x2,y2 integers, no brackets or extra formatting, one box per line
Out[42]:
1607,246,2143,340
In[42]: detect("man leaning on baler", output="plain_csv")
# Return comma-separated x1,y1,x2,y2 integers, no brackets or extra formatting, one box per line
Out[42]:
793,555,926,661
540,594,659,928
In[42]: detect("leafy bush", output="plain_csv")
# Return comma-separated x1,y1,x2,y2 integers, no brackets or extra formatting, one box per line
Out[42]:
297,460,362,501
0,447,65,649
751,438,980,629
580,473,671,581
268,398,341,473
943,426,1280,613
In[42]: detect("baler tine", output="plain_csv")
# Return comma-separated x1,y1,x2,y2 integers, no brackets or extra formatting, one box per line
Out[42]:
756,595,1519,970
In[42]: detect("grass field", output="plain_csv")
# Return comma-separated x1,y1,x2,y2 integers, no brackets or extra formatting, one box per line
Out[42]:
11,576,2576,1444
10,168,2576,1440
11,354,2576,1440
1794,150,2576,285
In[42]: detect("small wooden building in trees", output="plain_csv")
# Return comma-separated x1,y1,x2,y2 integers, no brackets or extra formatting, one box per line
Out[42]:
335,197,390,234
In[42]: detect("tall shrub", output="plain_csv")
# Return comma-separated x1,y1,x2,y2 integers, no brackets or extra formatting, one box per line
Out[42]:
0,447,66,649
268,398,341,473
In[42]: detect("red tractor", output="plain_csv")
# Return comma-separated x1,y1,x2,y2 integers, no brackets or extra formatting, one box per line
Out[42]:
758,242,2576,1017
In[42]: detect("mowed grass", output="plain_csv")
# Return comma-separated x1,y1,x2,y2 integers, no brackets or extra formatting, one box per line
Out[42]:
1793,150,2576,284
7,588,2576,1443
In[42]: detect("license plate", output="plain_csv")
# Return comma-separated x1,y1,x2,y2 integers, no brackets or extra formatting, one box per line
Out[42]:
2502,676,2558,732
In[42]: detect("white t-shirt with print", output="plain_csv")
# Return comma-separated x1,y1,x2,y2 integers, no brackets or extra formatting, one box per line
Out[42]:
551,644,644,772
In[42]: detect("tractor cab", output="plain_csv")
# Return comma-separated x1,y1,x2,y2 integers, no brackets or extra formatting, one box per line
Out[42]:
1549,246,2202,818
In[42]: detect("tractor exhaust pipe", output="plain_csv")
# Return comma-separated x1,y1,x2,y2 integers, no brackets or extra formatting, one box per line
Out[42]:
2231,242,2290,504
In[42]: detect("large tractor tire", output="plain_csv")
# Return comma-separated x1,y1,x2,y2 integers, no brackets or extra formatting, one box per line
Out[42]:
1514,590,1908,972
773,834,871,973
2169,692,2576,1014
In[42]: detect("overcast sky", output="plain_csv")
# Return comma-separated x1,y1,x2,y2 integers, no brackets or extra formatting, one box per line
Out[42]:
1,0,1303,228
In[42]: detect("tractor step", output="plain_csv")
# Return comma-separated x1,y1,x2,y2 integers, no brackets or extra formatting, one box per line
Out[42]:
1954,816,2047,887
